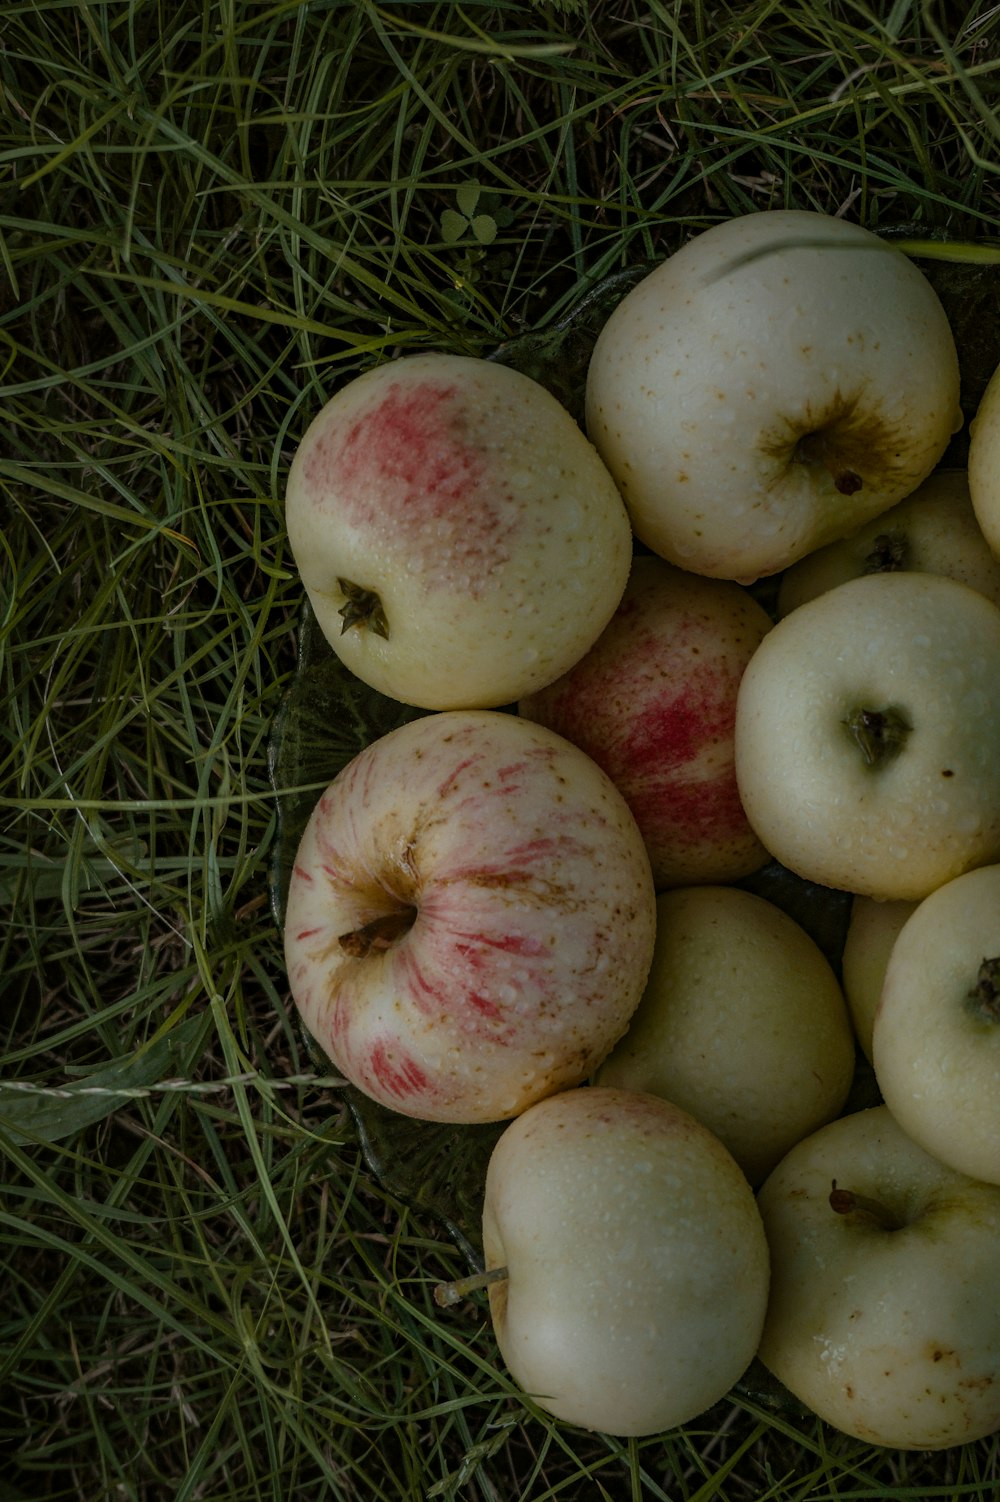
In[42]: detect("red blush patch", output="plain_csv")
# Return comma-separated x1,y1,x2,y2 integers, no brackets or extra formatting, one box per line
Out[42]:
307,377,518,589
367,1038,430,1102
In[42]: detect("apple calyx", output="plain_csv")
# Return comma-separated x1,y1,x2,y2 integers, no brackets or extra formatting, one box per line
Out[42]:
863,529,908,573
337,577,389,639
843,705,911,768
433,1264,509,1307
968,956,1000,1023
338,907,416,958
829,1180,903,1232
794,430,863,497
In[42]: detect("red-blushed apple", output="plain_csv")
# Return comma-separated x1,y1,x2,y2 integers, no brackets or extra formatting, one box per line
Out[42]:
757,1105,1000,1449
284,352,634,710
872,862,1000,1186
585,209,962,582
840,895,917,1062
778,469,1000,616
596,885,855,1184
456,1086,770,1436
518,556,771,888
968,356,1000,559
283,710,657,1124
734,571,1000,900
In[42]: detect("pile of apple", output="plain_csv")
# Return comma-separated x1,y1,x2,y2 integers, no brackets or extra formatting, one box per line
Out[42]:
281,210,1000,1451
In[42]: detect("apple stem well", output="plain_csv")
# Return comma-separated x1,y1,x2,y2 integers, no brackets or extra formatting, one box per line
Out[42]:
842,705,911,768
433,1264,509,1307
794,430,863,497
829,1181,904,1232
338,907,416,958
863,530,908,573
337,577,389,639
968,956,1000,1023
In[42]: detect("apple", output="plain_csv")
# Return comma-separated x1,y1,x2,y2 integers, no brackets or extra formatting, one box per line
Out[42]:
463,1085,770,1436
757,1105,1000,1449
284,351,633,710
734,570,1000,900
585,209,962,583
283,709,657,1124
872,862,1000,1186
968,357,1000,559
840,895,917,1062
778,469,1000,616
595,885,855,1184
518,556,771,888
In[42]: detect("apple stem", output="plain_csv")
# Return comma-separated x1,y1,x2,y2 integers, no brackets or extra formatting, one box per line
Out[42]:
829,1180,903,1231
338,907,416,958
337,576,389,639
843,705,911,768
863,530,908,573
433,1264,509,1307
968,956,1000,1022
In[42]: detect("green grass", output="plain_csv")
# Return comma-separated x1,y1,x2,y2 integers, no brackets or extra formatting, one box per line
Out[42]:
3,0,1000,1496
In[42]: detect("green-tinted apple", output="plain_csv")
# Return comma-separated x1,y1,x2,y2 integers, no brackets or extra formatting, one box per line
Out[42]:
735,571,1000,900
471,1086,770,1436
597,885,855,1184
757,1106,1000,1449
778,470,1000,616
840,895,917,1061
872,862,1000,1185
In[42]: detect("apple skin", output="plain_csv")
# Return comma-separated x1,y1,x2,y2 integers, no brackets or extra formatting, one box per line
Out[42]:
595,886,855,1185
872,863,1000,1186
968,357,1000,558
757,1105,1000,1449
778,469,1000,616
283,710,657,1124
734,571,1000,901
840,895,918,1062
585,209,962,583
482,1086,770,1436
519,556,771,888
284,352,633,710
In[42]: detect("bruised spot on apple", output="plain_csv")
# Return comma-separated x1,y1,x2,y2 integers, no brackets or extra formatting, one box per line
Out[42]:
283,710,657,1123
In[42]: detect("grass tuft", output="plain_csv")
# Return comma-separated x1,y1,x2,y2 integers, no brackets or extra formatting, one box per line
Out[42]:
3,1,1000,1497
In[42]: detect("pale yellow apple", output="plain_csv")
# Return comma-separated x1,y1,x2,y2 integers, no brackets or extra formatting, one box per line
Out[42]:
872,862,1000,1185
596,885,855,1184
840,895,917,1061
285,352,633,709
967,357,1000,558
586,210,961,582
481,1086,770,1436
757,1106,1000,1449
778,469,1000,616
735,571,1000,900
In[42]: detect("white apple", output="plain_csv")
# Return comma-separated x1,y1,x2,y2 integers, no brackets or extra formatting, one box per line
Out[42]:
968,357,1000,558
778,469,1000,616
757,1105,1000,1449
596,885,855,1184
519,556,771,888
585,209,962,583
283,710,657,1124
734,571,1000,900
473,1085,770,1436
872,862,1000,1186
285,351,633,710
840,895,917,1062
